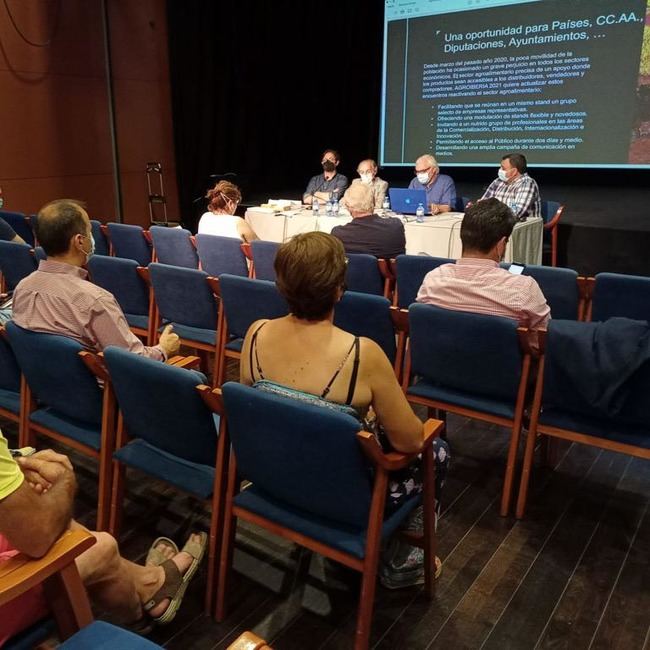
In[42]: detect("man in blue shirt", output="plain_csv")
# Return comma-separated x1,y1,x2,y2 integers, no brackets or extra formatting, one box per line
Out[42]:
407,154,456,215
303,149,349,205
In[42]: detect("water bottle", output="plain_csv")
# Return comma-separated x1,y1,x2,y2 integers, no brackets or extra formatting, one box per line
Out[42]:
332,197,339,216
313,198,320,215
326,197,333,215
382,195,390,211
416,202,425,222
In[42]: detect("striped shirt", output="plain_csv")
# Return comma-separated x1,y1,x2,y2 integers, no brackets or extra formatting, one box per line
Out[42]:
416,258,551,329
481,173,541,221
12,260,164,360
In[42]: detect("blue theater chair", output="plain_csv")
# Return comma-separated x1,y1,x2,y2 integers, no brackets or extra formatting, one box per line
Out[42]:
104,347,227,612
196,233,248,277
0,327,20,427
250,240,280,281
87,255,154,344
0,210,35,246
5,323,116,530
218,382,442,649
404,304,533,516
0,242,37,291
589,272,650,323
516,320,650,518
150,225,199,268
345,253,385,296
106,223,153,266
90,220,110,256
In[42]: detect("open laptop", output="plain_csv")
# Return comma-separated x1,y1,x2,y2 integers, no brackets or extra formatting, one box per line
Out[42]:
388,188,427,214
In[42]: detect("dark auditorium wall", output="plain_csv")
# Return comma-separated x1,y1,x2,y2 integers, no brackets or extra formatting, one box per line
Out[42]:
0,0,178,227
167,1,650,275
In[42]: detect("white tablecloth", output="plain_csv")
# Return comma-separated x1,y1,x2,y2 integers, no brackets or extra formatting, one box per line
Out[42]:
245,208,543,264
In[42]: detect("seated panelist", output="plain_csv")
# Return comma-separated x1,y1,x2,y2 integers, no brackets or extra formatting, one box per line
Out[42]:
407,154,456,215
303,149,349,205
348,159,388,210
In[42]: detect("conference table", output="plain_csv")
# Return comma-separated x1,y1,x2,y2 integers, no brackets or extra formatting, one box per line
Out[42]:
245,208,543,264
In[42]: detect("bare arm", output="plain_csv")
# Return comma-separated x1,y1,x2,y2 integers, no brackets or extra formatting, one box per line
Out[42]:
362,339,423,453
238,218,258,243
0,453,76,557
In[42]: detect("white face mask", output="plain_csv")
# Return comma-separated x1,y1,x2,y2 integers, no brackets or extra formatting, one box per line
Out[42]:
416,171,430,185
498,168,510,182
360,173,373,185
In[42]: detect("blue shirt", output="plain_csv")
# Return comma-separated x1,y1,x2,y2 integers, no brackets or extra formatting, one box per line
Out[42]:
408,174,456,209
304,173,349,202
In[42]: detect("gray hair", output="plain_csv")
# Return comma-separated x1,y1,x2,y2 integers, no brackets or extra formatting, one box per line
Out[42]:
416,154,439,170
343,183,374,213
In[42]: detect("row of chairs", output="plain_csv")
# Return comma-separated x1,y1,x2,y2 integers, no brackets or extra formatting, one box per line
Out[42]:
0,321,440,649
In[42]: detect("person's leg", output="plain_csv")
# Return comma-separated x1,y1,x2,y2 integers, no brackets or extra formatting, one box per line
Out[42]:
70,521,200,623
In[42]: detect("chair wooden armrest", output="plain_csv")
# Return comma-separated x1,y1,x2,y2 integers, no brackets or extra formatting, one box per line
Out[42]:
166,355,202,369
0,324,8,341
196,385,224,416
543,205,564,231
143,230,153,245
516,327,536,357
577,276,595,321
206,276,221,299
390,306,409,334
227,631,272,649
79,350,109,382
190,235,197,249
357,418,443,471
240,242,253,261
0,529,95,607
136,266,151,286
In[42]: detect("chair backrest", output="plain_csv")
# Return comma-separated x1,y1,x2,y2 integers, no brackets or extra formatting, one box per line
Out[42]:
33,246,47,261
104,346,217,464
454,196,470,212
334,291,396,363
0,333,20,393
591,272,650,322
522,265,580,320
150,225,199,269
6,322,103,424
219,275,288,339
0,241,37,290
222,382,371,527
540,201,561,225
0,210,35,246
345,253,384,295
251,240,280,281
87,256,149,317
395,254,455,308
149,263,218,330
106,223,152,266
409,303,523,401
90,220,110,256
196,234,248,277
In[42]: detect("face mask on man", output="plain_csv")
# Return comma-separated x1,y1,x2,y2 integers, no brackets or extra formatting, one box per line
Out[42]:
322,160,336,172
82,233,95,261
416,171,430,185
360,173,373,185
498,168,510,182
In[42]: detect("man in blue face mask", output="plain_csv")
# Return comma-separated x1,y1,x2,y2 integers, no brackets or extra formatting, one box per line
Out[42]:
407,154,457,215
481,153,541,221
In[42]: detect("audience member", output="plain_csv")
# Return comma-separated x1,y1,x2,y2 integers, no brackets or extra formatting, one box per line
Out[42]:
11,199,179,360
0,217,25,244
331,183,405,258
240,232,449,588
0,432,206,642
408,154,456,215
481,153,541,221
198,180,257,242
417,198,550,329
348,159,388,209
303,149,349,205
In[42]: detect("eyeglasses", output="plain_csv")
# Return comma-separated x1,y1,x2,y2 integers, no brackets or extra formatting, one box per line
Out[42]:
414,166,432,174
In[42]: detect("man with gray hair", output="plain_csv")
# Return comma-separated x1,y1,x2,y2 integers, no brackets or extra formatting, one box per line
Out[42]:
408,154,456,215
330,183,405,258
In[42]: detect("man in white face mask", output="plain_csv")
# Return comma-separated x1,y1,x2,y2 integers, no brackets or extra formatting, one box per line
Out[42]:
407,154,457,215
348,159,389,210
12,199,179,360
481,153,541,221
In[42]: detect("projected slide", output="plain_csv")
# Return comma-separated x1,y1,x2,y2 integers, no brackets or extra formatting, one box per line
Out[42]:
381,0,650,167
